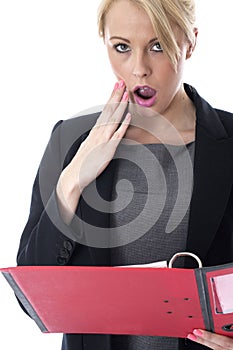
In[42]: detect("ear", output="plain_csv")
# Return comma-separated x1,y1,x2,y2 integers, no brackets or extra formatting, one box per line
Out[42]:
186,27,198,59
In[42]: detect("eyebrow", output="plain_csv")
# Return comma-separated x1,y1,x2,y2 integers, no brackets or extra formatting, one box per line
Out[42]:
109,36,158,44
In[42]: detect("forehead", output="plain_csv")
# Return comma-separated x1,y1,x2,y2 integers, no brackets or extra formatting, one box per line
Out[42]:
104,0,155,39
104,0,184,44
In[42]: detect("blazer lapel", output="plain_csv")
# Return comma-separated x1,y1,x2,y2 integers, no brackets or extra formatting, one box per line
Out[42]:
185,85,233,263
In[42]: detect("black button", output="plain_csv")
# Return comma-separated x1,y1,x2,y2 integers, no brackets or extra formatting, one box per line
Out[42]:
59,248,70,259
57,257,67,265
63,240,73,251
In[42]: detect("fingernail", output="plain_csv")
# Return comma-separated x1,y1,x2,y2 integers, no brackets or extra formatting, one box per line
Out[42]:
193,329,203,337
187,334,197,341
114,82,119,91
122,91,128,101
119,80,125,88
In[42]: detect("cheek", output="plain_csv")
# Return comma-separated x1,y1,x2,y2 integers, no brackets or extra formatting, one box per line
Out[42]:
110,59,122,77
107,50,130,82
158,60,176,79
158,62,182,88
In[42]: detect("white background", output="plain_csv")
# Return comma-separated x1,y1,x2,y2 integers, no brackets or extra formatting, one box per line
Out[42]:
0,1,232,349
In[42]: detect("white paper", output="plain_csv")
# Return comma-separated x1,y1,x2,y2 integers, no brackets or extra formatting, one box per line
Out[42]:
213,273,233,314
115,260,168,268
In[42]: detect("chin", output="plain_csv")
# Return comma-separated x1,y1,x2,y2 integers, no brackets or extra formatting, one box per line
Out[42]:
129,101,160,119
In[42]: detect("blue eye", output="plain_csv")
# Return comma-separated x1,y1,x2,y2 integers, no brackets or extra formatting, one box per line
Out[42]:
151,42,163,52
114,43,131,53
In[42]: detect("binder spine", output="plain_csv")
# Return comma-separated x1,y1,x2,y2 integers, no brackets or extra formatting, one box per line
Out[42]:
2,272,48,333
195,269,213,332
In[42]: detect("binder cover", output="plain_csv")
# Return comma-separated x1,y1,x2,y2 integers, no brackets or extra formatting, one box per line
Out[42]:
1,264,233,338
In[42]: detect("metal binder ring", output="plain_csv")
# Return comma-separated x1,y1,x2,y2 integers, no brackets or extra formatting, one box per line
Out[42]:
168,252,203,268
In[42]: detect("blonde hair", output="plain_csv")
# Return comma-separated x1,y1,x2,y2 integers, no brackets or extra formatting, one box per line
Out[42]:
97,0,196,67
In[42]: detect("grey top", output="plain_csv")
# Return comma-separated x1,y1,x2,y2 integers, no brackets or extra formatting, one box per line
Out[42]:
109,141,195,350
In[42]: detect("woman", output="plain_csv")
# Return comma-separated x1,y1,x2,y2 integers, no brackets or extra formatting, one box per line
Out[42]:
17,0,233,349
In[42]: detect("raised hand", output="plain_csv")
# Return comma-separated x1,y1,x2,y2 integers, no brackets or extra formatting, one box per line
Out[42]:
56,80,131,223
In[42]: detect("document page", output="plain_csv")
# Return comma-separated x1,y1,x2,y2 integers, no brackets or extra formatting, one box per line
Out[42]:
116,260,167,268
212,273,233,314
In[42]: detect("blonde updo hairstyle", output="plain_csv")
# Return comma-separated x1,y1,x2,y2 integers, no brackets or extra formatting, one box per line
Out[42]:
97,0,196,68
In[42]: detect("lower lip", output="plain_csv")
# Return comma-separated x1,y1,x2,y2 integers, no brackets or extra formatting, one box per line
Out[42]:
133,93,157,108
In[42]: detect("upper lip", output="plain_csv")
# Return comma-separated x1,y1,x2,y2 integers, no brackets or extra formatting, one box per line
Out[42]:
133,85,157,93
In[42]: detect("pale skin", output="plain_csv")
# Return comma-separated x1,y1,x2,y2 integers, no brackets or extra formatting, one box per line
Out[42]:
56,80,130,223
104,0,197,145
56,1,233,347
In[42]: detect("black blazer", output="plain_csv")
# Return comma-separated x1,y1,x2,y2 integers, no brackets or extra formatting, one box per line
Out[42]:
17,84,233,350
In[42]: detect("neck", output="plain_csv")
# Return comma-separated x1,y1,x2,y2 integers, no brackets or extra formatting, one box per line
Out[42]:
126,85,196,145
161,85,196,131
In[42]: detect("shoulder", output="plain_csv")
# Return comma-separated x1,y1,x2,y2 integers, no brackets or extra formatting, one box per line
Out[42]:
214,108,233,137
215,108,233,123
53,109,102,136
50,110,102,167
51,110,102,147
185,84,233,138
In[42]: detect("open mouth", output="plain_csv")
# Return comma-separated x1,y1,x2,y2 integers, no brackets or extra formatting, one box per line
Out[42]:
133,86,157,107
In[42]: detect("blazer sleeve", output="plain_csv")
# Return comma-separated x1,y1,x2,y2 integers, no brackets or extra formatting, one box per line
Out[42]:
17,120,81,266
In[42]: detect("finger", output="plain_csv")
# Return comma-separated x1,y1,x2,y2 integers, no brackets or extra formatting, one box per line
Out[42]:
195,329,233,349
187,329,233,350
110,91,129,123
187,334,223,350
108,79,126,104
97,80,127,125
100,92,129,138
94,91,129,139
112,112,131,142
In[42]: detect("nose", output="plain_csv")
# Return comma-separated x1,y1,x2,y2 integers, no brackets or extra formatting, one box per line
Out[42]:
132,52,152,78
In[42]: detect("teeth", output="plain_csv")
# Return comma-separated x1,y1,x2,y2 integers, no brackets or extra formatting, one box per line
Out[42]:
137,86,155,98
140,87,149,93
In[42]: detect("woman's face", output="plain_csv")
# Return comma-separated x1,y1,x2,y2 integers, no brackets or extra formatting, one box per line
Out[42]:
104,0,194,116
